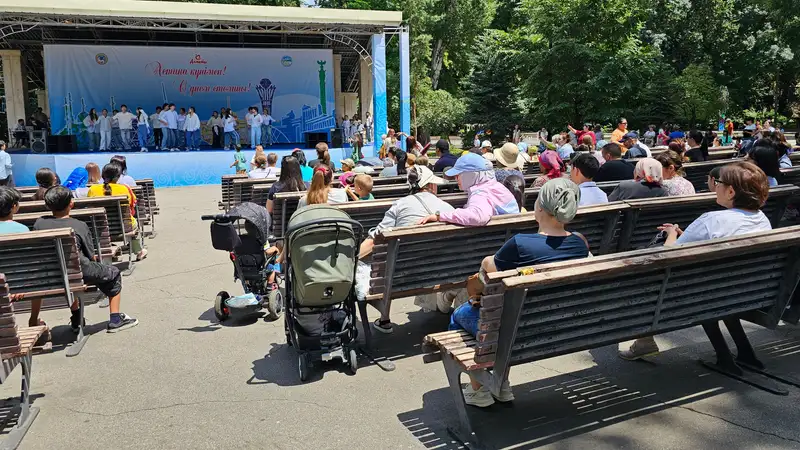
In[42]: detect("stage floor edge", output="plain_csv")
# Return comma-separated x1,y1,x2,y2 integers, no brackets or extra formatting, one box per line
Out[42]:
9,145,375,188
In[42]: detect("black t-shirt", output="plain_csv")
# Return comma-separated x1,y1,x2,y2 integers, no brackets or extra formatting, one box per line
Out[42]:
433,152,459,173
33,216,94,261
685,147,707,162
267,180,309,201
608,180,667,201
594,160,634,182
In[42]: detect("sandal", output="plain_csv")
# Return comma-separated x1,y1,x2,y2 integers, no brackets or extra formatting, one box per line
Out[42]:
372,319,394,334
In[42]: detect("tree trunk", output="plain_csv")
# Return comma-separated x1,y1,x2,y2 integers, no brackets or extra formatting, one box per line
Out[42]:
430,38,445,90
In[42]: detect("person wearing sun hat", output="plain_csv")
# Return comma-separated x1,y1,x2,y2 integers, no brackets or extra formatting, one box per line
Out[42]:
493,142,525,183
419,152,519,227
357,164,455,334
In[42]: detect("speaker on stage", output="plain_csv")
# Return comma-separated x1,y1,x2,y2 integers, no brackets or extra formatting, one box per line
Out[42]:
306,132,329,149
47,135,78,154
30,130,47,154
330,128,343,148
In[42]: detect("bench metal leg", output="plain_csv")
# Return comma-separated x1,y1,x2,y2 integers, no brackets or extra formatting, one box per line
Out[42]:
66,298,90,357
356,300,396,372
4,353,40,450
442,356,480,448
700,320,788,395
122,240,135,277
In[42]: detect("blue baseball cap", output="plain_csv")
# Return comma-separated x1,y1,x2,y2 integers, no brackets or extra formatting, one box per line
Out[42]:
445,152,491,177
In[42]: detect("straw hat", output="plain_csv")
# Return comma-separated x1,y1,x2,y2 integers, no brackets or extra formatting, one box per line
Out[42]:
493,142,521,169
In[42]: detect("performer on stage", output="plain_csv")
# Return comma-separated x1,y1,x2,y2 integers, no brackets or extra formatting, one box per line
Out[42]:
113,105,135,151
262,109,274,146
250,107,263,149
136,106,150,152
97,109,112,152
185,107,201,151
83,108,99,151
208,110,223,149
150,106,163,151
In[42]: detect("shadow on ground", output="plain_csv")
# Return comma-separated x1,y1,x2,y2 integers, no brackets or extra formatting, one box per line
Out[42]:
399,330,800,449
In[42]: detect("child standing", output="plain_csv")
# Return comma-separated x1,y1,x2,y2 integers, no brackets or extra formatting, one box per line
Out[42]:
345,173,374,201
230,147,248,174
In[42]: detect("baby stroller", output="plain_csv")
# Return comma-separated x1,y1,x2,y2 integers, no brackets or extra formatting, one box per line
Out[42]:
284,205,363,381
201,202,283,322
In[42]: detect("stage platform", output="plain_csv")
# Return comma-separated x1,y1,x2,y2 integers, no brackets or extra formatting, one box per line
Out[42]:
9,145,375,188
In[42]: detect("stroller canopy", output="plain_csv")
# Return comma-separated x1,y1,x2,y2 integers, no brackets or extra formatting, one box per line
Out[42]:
227,202,271,243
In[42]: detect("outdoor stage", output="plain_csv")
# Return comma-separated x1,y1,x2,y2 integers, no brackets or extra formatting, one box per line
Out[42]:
9,145,375,187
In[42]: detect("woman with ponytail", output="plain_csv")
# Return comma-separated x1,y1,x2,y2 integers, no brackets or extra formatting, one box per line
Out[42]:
88,163,147,260
298,165,348,207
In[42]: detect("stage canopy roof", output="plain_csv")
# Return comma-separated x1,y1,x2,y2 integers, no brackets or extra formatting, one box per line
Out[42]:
0,0,403,93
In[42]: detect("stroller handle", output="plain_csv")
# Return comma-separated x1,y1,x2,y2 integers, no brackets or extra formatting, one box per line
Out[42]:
285,218,364,239
201,214,240,222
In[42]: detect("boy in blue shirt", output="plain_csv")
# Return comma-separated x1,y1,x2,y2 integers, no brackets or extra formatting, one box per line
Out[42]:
0,186,29,234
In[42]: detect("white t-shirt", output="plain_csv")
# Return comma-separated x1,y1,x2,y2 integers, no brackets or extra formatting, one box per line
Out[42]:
298,188,348,208
251,114,263,127
676,209,772,245
114,111,135,130
248,167,279,179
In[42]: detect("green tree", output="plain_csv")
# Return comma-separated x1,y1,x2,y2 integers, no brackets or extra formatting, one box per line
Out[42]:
674,64,726,126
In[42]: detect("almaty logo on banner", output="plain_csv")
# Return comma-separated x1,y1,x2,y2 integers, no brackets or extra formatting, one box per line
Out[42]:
281,56,293,67
190,54,208,65
95,53,108,65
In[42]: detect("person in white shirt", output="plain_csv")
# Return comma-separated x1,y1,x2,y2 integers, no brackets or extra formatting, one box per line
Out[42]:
245,108,255,147
223,109,238,150
158,104,171,150
184,106,202,151
250,108,263,149
207,110,222,148
177,108,187,150
620,161,772,361
83,108,99,151
261,109,274,146
342,115,351,143
136,106,150,152
248,153,279,179
365,112,373,143
113,105,136,150
149,106,163,151
159,104,179,151
97,109,112,151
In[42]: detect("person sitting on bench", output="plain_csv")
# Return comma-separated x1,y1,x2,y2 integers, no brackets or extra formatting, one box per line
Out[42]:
450,178,590,407
619,161,772,360
33,186,139,333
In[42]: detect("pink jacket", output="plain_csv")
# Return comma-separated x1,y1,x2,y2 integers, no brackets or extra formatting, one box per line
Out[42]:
439,179,520,226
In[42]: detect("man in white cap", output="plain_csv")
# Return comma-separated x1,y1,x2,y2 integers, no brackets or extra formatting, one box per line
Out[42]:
480,140,496,162
356,165,455,334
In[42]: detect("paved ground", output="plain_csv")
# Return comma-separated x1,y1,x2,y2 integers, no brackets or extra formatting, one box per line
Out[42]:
3,184,800,450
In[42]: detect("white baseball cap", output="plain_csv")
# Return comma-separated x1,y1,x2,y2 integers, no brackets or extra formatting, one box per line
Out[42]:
481,140,492,148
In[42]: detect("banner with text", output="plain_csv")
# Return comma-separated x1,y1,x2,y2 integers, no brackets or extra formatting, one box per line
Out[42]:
44,45,336,147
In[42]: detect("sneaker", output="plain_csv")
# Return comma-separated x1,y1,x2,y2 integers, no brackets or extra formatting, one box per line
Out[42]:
492,380,515,402
98,297,110,308
107,313,139,333
372,318,393,334
140,147,147,152
462,384,495,408
136,248,148,261
618,336,660,361
436,293,453,314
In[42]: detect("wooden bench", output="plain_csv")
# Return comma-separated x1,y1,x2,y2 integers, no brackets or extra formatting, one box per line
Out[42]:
423,227,800,443
271,181,460,238
0,274,48,449
17,196,137,275
13,187,38,195
133,179,158,238
617,185,800,251
0,229,90,357
12,207,118,262
780,167,800,187
220,174,247,210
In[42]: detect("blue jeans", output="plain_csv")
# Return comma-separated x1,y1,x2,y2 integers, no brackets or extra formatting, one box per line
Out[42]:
250,126,261,149
185,130,197,150
137,124,148,149
225,131,239,149
449,301,480,336
161,128,170,149
261,124,272,145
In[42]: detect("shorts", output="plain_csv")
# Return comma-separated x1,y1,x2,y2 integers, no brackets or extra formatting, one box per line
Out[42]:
80,259,122,298
449,300,480,337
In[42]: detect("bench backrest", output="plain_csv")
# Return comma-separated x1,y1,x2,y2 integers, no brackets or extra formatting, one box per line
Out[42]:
221,174,247,210
479,226,800,378
134,178,158,215
17,196,132,241
272,181,460,238
231,178,275,209
617,185,799,251
12,207,112,260
0,229,85,301
369,203,628,301
780,167,800,187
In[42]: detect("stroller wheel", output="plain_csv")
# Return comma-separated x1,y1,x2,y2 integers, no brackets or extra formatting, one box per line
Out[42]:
214,291,231,322
298,354,310,382
348,349,358,375
265,288,283,321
